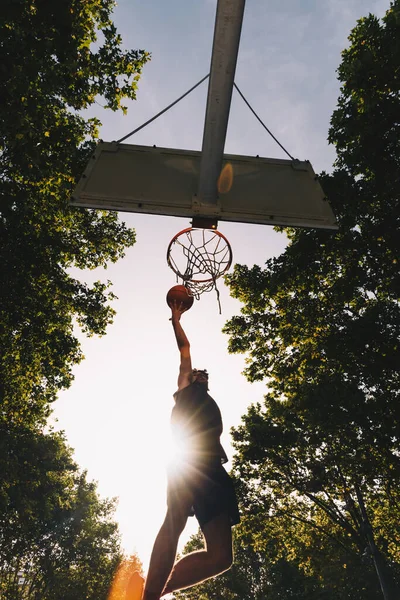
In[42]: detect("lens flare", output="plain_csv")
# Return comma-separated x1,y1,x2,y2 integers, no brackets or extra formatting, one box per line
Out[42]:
217,163,234,194
108,558,143,600
166,425,193,474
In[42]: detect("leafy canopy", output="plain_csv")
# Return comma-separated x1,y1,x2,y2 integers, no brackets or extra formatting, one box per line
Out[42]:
0,0,150,425
221,1,400,596
1,1,148,597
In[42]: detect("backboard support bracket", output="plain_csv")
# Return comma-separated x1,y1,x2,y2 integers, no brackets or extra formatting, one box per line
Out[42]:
191,216,219,229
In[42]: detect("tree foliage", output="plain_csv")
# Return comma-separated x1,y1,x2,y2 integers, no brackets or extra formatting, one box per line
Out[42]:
0,422,142,600
217,2,400,598
1,1,148,597
176,528,331,600
0,0,150,425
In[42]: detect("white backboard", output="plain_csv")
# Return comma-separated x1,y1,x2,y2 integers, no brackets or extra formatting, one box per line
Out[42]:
71,142,338,230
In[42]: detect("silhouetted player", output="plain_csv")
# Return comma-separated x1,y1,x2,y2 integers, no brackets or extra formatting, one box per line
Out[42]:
128,301,239,600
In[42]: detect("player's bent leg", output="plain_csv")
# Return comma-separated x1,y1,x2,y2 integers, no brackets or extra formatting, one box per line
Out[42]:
162,513,233,596
202,512,233,572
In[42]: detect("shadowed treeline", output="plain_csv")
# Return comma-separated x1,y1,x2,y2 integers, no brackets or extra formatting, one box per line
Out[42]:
0,0,148,597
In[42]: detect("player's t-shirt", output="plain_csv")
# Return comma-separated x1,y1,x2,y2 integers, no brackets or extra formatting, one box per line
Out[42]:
171,381,228,466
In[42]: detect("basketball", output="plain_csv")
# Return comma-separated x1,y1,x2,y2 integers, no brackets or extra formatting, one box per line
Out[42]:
166,285,194,311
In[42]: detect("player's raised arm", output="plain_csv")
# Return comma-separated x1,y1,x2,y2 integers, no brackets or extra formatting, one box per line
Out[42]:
171,302,192,391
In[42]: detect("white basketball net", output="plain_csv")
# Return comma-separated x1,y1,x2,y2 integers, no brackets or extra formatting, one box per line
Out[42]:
167,228,233,312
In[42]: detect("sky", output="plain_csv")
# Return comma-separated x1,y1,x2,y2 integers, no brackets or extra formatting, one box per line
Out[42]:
52,0,389,571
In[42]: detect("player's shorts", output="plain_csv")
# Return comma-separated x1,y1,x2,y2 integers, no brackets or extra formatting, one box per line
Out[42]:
167,460,240,530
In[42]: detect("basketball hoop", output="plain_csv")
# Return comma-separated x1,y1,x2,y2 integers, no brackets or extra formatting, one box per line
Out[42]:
166,227,233,313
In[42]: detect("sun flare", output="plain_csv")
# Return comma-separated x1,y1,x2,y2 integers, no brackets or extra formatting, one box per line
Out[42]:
162,427,192,474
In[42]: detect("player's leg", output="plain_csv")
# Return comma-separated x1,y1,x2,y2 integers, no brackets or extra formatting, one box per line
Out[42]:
161,512,233,595
141,490,192,600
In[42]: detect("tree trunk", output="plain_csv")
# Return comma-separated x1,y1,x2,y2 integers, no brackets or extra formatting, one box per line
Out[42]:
354,482,397,600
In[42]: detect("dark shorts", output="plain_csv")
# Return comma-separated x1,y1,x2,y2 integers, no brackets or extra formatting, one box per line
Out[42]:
167,460,240,530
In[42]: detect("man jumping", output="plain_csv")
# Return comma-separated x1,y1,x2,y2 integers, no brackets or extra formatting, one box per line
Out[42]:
128,301,239,600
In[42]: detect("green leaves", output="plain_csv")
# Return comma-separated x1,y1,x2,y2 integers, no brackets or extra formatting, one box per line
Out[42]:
329,2,400,181
0,1,148,596
0,422,133,599
222,2,400,597
0,0,147,423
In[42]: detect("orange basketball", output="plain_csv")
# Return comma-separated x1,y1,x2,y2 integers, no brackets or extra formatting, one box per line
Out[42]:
166,285,194,311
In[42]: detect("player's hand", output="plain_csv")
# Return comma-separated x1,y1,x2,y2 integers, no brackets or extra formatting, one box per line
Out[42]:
170,300,185,321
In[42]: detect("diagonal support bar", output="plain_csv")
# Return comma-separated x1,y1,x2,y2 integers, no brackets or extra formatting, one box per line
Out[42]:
197,0,246,206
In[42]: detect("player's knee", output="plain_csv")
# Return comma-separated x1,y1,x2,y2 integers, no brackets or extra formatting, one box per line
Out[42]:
222,546,234,571
212,545,233,574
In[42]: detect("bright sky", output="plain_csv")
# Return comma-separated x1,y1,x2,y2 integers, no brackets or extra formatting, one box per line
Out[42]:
52,0,389,570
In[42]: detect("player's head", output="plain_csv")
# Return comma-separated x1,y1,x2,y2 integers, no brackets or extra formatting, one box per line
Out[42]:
192,368,209,388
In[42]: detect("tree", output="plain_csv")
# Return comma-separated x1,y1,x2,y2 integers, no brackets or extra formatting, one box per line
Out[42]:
222,2,400,598
0,0,150,425
176,524,341,600
0,422,142,600
0,1,148,596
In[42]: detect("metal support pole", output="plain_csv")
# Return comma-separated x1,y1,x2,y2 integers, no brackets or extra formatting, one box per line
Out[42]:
197,0,246,207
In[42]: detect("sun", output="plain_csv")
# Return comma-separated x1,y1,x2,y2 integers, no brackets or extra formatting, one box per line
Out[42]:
161,426,192,474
